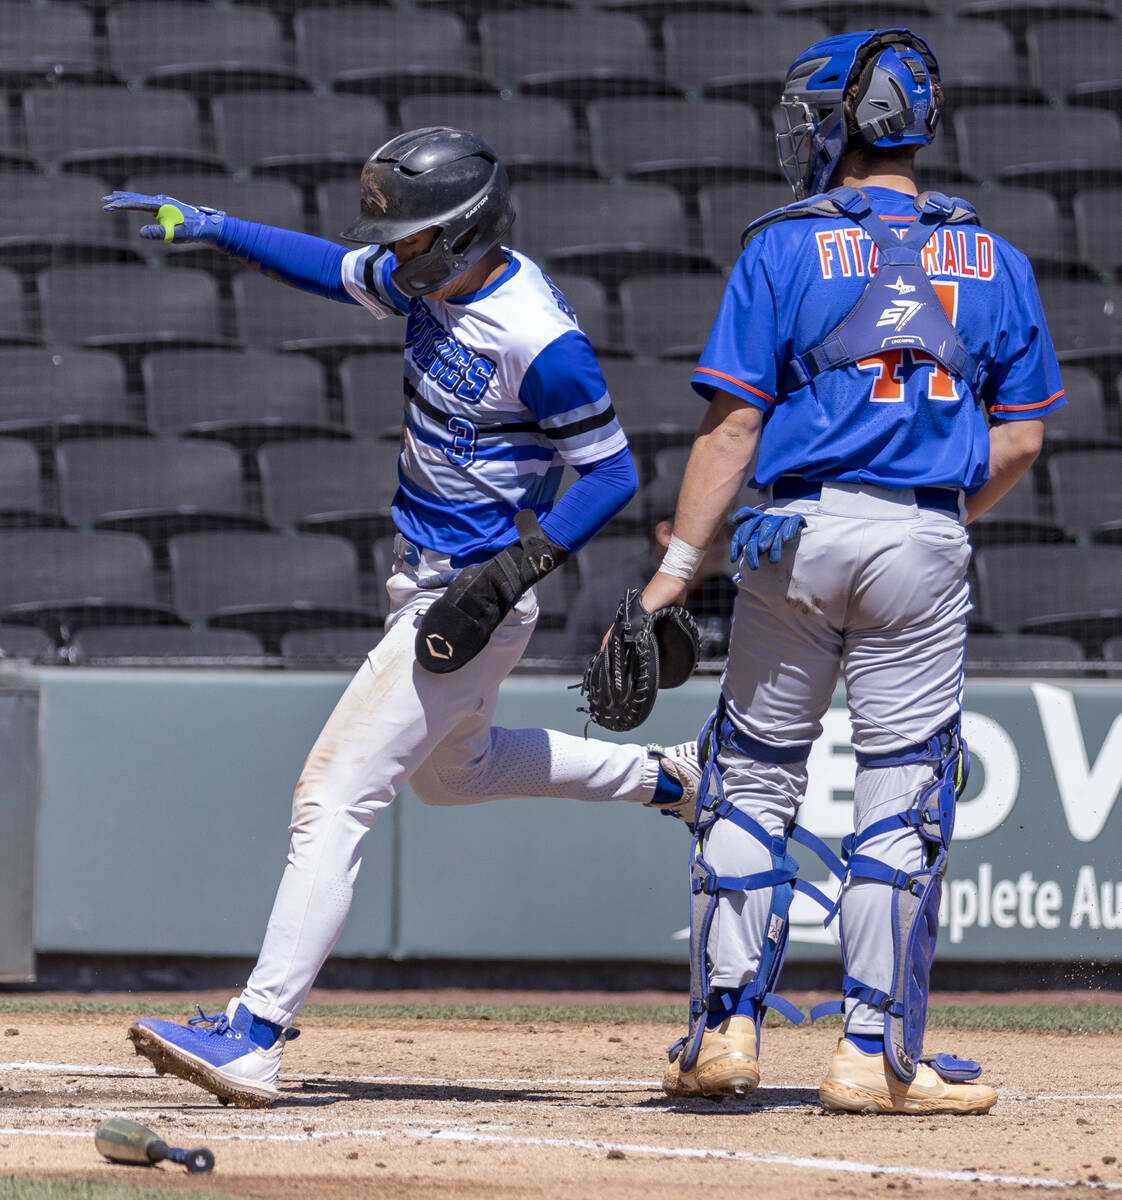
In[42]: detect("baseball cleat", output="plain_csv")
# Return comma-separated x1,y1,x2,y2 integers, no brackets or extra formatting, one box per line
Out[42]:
818,1038,998,1115
647,741,703,821
128,999,298,1109
662,1015,760,1099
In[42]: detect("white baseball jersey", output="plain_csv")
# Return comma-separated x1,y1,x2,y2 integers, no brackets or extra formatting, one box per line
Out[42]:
340,246,628,565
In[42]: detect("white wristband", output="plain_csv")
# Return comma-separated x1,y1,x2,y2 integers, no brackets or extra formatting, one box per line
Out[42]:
659,534,705,581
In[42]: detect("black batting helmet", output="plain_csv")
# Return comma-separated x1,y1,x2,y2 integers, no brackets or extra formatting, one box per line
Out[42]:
340,126,515,297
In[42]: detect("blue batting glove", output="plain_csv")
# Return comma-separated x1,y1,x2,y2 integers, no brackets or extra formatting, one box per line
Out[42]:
730,505,806,570
102,191,227,244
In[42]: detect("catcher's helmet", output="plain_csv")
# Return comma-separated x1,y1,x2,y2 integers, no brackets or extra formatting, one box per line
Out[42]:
341,126,515,297
773,28,940,200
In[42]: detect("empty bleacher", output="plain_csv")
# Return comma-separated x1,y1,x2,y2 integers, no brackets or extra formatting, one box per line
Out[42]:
0,1,1115,671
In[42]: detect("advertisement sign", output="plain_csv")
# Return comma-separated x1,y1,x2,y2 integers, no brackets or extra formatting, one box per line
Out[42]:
788,681,1122,959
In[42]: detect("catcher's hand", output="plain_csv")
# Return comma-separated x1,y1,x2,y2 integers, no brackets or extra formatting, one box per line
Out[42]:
102,191,227,244
579,589,699,732
417,509,567,674
730,505,806,569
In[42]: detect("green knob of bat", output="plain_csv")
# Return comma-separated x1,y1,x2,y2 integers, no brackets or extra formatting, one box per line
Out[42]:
155,203,185,242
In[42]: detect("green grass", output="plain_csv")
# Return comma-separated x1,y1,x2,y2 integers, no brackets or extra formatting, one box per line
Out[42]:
0,1180,246,1200
0,996,1119,1032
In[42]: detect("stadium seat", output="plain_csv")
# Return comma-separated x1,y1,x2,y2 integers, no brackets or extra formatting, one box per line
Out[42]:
0,265,32,343
510,181,714,287
39,264,229,360
530,559,580,630
954,104,1122,199
586,98,774,191
599,357,699,476
280,626,385,669
698,181,802,267
212,92,388,186
972,543,1122,651
0,2,106,91
964,632,1087,675
338,352,407,438
925,18,1044,109
573,532,652,590
65,625,267,666
957,0,1113,39
168,530,375,649
1037,280,1122,374
0,346,144,444
257,438,399,552
399,94,595,181
1104,635,1122,662
776,0,938,28
23,85,221,179
1046,449,1122,541
953,185,1076,276
968,469,1065,547
1026,18,1122,109
294,8,495,100
479,10,678,103
1072,188,1122,276
55,437,268,551
0,103,34,171
106,4,306,97
0,173,141,274
0,623,56,663
663,14,830,109
0,528,178,640
1040,366,1119,450
0,436,62,528
618,273,727,358
142,349,344,451
231,270,391,364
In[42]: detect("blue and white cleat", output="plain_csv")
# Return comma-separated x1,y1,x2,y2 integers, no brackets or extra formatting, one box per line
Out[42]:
128,999,299,1108
646,741,703,823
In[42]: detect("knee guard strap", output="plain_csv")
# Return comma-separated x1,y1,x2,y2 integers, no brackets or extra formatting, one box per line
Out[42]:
670,708,844,1074
813,719,969,1083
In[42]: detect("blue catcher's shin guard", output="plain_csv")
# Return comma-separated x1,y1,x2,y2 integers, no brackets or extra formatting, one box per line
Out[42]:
818,719,969,1083
669,708,844,1075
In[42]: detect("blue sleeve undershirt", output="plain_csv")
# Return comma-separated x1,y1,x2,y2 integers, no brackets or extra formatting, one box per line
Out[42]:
539,446,638,554
216,217,358,305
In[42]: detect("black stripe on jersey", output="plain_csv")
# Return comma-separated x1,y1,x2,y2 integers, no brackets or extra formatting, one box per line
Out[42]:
540,405,618,442
404,378,540,435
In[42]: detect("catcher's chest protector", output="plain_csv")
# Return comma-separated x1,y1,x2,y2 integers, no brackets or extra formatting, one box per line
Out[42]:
749,187,986,399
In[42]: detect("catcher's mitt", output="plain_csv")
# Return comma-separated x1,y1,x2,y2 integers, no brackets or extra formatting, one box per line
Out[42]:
579,589,700,732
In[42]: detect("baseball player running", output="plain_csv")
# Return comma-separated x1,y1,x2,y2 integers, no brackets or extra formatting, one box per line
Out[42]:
638,31,1064,1113
103,128,700,1107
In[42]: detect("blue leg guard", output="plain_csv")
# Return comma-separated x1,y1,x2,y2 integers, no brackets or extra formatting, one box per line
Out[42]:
669,707,844,1074
824,719,969,1083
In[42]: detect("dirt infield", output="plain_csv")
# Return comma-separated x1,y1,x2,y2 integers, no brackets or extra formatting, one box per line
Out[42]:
2,994,1121,1199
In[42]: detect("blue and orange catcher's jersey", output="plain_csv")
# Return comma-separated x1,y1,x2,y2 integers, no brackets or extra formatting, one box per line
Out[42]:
692,186,1065,494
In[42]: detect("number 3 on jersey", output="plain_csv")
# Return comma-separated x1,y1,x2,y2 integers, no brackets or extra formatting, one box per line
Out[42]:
858,281,960,404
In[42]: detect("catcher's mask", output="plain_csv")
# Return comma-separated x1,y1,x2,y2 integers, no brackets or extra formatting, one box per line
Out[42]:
341,126,515,297
774,28,941,200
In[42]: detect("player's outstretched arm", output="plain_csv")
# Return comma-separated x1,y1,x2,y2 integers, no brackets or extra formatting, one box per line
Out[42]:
103,191,357,304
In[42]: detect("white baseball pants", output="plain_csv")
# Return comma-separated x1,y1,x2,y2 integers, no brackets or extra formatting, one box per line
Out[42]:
704,483,971,1034
241,564,660,1026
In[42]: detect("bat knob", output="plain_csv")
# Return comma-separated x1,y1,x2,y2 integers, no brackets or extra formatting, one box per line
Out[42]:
186,1148,215,1173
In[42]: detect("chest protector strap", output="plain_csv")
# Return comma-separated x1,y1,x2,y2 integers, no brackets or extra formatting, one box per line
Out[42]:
745,188,986,399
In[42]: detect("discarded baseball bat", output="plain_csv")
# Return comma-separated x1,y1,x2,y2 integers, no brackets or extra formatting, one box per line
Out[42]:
94,1116,215,1173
